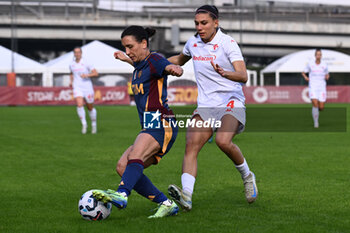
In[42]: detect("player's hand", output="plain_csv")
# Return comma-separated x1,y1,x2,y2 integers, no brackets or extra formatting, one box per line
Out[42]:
114,51,129,61
211,61,226,77
166,64,183,77
80,74,89,78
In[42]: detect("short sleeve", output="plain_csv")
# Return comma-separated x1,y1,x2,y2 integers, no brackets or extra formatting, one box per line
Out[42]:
324,64,329,74
304,63,310,73
86,62,95,72
182,39,192,57
225,37,244,63
149,53,171,79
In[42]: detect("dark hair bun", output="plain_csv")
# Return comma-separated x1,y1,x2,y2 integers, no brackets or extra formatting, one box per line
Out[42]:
145,27,156,38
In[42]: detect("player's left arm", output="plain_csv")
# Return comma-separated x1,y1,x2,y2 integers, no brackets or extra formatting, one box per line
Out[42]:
325,66,330,80
325,73,330,80
81,68,98,78
210,60,248,83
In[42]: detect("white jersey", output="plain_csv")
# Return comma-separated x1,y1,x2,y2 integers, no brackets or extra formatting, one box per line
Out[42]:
69,58,94,91
183,29,245,107
304,60,328,88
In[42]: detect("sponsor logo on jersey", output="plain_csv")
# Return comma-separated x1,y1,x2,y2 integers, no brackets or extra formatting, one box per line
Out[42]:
193,54,216,61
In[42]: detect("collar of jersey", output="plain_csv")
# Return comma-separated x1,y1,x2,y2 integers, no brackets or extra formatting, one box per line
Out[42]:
74,58,84,64
133,52,154,70
196,28,223,45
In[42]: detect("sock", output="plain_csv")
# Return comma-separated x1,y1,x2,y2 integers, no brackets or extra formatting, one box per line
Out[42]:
88,108,97,127
235,158,251,179
117,159,144,196
133,174,167,204
161,199,173,207
77,106,87,125
181,173,195,196
312,107,319,124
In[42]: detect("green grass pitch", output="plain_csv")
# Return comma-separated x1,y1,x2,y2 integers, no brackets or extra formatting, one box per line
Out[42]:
0,104,349,233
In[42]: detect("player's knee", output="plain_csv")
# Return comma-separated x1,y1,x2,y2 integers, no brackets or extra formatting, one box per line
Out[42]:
116,161,126,177
215,137,232,150
319,106,324,111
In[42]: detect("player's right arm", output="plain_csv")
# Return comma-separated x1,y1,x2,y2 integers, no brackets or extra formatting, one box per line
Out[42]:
168,53,191,66
114,51,133,66
301,72,309,82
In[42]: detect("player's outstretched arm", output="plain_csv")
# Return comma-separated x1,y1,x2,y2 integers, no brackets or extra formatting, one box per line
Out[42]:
210,60,248,83
168,53,191,66
114,51,133,66
164,64,183,77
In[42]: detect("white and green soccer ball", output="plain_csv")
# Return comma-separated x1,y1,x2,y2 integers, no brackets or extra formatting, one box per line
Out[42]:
78,190,112,221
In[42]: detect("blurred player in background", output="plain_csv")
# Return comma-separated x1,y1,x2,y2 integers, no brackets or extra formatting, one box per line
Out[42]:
302,49,330,128
93,26,184,218
69,47,99,134
167,5,258,211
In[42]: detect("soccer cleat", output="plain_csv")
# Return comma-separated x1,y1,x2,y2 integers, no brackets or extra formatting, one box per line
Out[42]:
208,135,214,143
148,201,179,218
82,124,87,134
243,172,258,204
92,125,97,134
92,189,128,209
314,122,319,128
168,184,192,211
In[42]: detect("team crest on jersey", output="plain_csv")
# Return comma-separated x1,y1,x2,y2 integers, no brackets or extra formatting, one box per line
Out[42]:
138,71,142,78
193,43,197,47
213,44,219,50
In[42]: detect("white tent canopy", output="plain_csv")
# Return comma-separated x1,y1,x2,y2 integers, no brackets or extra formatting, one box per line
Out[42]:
260,49,350,86
0,45,44,74
44,40,134,86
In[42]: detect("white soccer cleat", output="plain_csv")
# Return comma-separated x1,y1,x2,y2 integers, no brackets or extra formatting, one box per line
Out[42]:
82,124,87,134
243,172,258,204
92,125,97,134
168,184,192,211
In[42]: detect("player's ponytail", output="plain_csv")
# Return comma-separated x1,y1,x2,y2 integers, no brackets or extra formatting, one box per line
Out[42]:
121,25,156,47
145,27,156,38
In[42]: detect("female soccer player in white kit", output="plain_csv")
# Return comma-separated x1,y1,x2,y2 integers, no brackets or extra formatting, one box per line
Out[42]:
69,47,99,134
167,5,258,210
302,49,330,128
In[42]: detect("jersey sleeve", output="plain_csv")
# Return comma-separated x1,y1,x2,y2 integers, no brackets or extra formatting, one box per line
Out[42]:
86,62,95,72
225,37,244,63
182,39,192,57
304,63,310,73
149,53,171,79
324,63,329,74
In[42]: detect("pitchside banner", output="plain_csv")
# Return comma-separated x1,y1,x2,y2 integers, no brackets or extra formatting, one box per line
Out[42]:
0,86,129,105
0,86,350,105
244,86,350,104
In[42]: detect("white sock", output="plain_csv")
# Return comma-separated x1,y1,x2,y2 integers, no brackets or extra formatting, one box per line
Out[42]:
235,159,251,179
181,173,195,196
312,107,319,124
77,106,87,125
162,199,173,207
88,108,97,127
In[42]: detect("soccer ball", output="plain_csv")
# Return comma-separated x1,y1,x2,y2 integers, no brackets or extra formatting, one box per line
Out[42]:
78,190,112,221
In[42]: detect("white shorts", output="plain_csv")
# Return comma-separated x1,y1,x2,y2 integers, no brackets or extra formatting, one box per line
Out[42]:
193,98,246,134
73,88,95,104
309,86,326,102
